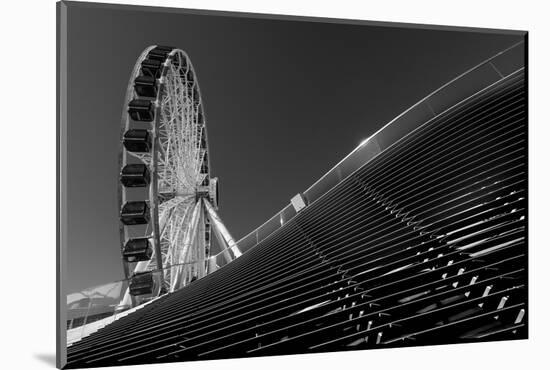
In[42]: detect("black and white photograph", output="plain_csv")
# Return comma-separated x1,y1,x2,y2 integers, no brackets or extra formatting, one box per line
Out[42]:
55,1,531,368
4,1,549,370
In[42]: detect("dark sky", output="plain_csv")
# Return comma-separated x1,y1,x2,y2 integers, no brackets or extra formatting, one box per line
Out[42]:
64,2,522,293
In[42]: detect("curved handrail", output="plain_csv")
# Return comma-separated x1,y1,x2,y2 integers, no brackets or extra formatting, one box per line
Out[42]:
236,41,525,253
66,247,238,339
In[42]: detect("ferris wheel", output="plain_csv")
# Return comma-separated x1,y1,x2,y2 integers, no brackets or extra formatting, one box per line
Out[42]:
117,45,241,307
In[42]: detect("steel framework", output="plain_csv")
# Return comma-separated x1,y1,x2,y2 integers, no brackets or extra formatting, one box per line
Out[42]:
66,42,526,368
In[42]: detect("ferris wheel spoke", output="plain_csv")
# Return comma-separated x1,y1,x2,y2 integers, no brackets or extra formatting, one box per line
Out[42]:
164,202,193,287
127,151,152,166
169,200,202,291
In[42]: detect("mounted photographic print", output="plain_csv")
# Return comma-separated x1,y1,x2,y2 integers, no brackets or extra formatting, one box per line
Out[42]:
57,1,528,368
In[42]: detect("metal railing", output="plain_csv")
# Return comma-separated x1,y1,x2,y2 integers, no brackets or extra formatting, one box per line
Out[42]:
235,41,524,253
66,247,237,336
